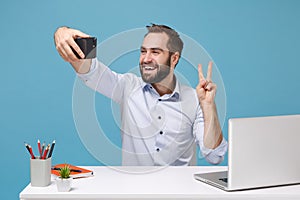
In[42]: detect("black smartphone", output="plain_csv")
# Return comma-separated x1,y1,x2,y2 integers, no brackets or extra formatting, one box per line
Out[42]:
72,37,97,59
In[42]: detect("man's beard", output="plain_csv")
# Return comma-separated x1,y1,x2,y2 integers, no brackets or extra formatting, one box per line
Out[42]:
139,58,171,84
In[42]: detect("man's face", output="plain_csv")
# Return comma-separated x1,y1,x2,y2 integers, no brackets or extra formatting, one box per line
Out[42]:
139,32,172,83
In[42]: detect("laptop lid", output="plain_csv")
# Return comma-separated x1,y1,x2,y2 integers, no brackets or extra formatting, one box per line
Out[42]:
195,114,300,191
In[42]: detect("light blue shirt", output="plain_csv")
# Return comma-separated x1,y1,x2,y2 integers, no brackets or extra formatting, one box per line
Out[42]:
78,59,227,166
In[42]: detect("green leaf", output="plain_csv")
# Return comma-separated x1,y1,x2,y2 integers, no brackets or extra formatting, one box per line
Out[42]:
59,165,71,179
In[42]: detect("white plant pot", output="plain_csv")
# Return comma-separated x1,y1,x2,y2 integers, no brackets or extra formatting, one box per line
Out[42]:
56,177,73,192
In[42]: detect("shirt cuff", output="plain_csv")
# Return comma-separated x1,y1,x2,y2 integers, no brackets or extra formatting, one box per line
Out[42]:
200,137,228,164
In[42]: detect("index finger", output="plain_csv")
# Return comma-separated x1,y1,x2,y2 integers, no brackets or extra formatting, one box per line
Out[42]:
198,64,205,82
73,30,90,38
206,61,213,81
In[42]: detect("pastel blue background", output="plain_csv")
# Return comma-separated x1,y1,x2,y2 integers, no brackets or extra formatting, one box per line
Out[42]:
1,0,300,199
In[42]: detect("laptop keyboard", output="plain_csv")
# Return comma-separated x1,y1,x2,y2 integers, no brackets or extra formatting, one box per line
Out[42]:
219,178,228,183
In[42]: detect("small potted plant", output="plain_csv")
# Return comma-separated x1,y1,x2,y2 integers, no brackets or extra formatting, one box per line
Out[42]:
55,165,72,192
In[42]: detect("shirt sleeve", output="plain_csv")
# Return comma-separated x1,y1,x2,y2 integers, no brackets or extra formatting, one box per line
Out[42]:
193,105,228,165
76,58,125,104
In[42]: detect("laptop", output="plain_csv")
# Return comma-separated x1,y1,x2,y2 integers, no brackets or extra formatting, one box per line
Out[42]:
194,114,300,191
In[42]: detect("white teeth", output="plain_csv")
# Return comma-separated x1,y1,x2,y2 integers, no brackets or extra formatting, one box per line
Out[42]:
144,66,155,70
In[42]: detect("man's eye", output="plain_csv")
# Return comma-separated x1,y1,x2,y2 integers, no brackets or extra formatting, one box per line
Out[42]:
152,51,160,55
140,50,146,54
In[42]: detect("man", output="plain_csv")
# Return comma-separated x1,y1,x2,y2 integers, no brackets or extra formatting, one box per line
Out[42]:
54,24,227,166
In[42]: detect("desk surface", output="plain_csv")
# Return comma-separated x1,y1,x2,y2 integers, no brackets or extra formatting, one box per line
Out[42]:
20,166,300,200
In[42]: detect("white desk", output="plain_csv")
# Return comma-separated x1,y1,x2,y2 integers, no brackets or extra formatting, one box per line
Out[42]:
20,166,300,200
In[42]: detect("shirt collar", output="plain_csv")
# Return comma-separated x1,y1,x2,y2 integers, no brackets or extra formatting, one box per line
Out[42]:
141,76,181,101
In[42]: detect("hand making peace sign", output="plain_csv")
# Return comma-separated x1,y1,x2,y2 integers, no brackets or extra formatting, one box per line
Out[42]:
196,61,217,106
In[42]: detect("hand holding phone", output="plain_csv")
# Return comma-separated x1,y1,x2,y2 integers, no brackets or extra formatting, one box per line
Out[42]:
72,37,97,59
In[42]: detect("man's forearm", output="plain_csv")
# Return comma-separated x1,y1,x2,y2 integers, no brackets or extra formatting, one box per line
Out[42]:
70,59,92,74
202,103,223,149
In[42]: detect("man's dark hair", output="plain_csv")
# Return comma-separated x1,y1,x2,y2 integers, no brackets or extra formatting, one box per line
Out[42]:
145,23,184,56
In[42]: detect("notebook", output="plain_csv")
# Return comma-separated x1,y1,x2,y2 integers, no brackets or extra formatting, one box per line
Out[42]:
194,114,300,191
51,163,93,178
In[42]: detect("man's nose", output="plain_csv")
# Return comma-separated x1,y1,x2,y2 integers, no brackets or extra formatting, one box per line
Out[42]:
143,52,152,63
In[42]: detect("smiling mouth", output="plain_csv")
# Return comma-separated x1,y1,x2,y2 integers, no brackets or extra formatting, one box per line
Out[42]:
144,66,155,70
143,65,157,71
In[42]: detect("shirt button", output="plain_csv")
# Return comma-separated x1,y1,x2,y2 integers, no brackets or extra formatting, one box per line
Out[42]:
158,99,162,101
156,148,160,152
158,116,161,120
159,131,163,135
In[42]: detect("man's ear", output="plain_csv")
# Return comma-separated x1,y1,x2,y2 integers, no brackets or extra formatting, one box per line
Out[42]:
171,52,180,68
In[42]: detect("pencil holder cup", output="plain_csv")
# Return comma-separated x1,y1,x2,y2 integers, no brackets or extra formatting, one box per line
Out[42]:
30,158,51,187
